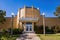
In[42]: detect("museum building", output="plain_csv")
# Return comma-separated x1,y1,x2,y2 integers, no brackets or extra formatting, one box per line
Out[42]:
0,6,60,32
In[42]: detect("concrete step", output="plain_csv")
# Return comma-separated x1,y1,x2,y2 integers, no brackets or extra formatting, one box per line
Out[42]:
16,32,41,40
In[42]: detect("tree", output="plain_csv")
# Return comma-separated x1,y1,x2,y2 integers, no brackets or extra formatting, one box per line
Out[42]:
0,10,6,23
54,6,60,18
52,25,60,33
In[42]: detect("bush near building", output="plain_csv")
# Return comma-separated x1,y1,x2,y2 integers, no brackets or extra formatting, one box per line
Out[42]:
0,28,23,40
34,25,60,34
51,26,60,33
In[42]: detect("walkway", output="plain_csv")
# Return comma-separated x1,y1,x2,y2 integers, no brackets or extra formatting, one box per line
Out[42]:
16,32,41,40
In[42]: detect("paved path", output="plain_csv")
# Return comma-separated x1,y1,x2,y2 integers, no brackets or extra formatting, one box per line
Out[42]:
16,32,41,40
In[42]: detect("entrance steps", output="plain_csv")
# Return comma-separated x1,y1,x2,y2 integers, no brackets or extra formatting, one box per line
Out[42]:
16,31,41,40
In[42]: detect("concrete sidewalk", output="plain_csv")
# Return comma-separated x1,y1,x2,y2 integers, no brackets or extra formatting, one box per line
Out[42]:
16,32,41,40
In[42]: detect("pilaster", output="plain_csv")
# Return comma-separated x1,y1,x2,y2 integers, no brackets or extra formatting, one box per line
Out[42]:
24,22,26,32
32,22,34,31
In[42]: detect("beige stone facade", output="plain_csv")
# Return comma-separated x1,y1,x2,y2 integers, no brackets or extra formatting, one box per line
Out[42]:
0,6,60,31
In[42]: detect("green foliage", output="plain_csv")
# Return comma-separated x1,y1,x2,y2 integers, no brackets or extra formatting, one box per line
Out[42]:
0,35,18,40
54,6,60,18
34,25,40,34
0,28,23,36
51,26,60,33
5,28,23,35
56,6,60,13
0,28,22,40
12,28,23,35
34,25,54,34
34,25,43,34
0,10,6,23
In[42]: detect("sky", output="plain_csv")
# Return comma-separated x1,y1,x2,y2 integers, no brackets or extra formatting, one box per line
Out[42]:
0,0,60,17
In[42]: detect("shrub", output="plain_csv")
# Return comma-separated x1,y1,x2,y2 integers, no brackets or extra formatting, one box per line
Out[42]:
51,26,60,33
7,28,23,35
34,25,40,34
34,25,54,34
34,25,43,34
13,28,23,35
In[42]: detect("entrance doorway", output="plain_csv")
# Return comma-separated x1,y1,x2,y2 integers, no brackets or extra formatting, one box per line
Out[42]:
26,22,32,31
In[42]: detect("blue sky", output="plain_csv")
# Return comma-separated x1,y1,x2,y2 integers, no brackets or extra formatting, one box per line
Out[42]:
0,0,60,17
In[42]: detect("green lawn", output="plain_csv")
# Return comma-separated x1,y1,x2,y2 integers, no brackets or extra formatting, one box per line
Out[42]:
0,36,17,40
0,35,19,40
37,34,60,40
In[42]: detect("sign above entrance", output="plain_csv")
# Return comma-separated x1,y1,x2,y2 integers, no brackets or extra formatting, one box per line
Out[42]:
19,18,38,22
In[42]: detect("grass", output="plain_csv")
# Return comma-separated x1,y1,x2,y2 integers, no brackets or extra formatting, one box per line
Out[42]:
0,34,19,40
37,34,60,40
1,36,17,40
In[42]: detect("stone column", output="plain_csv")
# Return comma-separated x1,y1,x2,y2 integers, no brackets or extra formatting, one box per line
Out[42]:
24,22,26,32
28,25,30,31
32,22,34,32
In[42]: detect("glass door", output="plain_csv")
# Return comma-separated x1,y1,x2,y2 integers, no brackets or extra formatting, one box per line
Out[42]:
26,23,32,31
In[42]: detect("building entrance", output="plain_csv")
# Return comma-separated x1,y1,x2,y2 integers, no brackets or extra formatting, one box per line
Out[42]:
23,22,34,32
26,23,32,31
